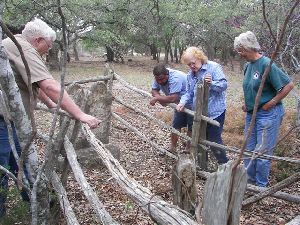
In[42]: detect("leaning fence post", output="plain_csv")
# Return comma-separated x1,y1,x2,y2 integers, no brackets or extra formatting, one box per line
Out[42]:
200,81,209,167
172,153,196,214
191,81,208,170
296,98,300,138
202,161,247,225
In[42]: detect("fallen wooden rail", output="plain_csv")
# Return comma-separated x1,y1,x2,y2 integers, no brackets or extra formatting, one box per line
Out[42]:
201,140,300,165
64,75,113,86
112,112,177,159
242,172,300,207
197,170,300,204
64,136,119,225
82,124,200,225
114,97,191,142
51,172,80,225
286,215,300,225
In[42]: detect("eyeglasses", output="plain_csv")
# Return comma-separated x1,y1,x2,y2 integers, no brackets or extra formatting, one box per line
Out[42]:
42,38,53,49
187,61,196,67
235,48,247,54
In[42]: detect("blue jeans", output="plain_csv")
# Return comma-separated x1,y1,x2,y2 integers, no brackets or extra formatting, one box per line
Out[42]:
244,104,284,187
207,110,228,164
0,117,30,217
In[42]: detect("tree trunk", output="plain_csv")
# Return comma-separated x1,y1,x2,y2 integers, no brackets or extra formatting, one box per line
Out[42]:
150,43,157,60
204,42,215,59
174,39,179,63
179,44,185,60
221,46,229,66
0,29,39,178
73,41,79,61
105,45,114,62
169,41,174,63
164,43,169,63
47,42,60,71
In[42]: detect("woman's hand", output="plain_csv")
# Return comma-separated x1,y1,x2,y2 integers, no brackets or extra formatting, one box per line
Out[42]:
176,103,185,112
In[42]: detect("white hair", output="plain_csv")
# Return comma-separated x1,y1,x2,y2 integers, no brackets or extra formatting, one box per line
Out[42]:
22,18,56,43
234,31,261,51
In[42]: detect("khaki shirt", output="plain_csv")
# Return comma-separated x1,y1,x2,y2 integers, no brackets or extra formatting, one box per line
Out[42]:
2,34,53,116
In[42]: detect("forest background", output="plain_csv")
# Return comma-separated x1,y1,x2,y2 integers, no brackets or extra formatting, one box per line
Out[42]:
1,0,300,224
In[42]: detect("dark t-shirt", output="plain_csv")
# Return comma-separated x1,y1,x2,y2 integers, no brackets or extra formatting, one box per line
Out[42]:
243,56,290,112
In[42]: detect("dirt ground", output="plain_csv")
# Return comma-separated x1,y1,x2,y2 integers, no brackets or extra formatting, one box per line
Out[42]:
7,56,300,224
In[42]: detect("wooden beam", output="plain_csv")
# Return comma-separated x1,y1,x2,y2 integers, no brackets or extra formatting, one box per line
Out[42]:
242,172,300,207
82,124,200,225
51,172,80,225
286,215,300,225
113,72,219,127
64,137,119,225
112,112,177,159
197,170,300,204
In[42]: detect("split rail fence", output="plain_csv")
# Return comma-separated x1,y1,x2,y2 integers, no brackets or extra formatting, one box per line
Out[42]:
0,60,300,225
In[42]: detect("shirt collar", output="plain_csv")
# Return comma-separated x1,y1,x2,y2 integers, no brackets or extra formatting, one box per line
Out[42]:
189,63,208,78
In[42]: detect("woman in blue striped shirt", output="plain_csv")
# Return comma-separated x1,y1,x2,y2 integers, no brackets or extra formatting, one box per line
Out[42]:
176,46,229,164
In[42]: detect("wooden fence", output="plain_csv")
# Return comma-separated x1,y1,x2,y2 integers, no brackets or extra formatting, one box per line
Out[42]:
0,62,299,225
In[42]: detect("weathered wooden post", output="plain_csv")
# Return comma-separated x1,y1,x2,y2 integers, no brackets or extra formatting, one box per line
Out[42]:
172,153,196,214
66,67,120,169
202,161,247,225
200,81,209,167
172,80,209,214
191,81,209,170
296,98,300,138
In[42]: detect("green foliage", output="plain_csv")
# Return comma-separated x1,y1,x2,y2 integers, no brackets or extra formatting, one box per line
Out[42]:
0,187,30,225
3,0,299,67
124,200,134,214
274,144,300,182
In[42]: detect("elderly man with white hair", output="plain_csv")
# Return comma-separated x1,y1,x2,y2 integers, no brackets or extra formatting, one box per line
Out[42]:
0,18,100,217
234,31,294,187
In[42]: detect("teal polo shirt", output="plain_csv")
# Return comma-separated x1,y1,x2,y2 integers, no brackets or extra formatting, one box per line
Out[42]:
243,56,290,112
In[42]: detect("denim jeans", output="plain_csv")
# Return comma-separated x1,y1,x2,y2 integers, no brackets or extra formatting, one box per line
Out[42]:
207,110,228,164
0,117,30,217
244,104,284,187
172,110,194,131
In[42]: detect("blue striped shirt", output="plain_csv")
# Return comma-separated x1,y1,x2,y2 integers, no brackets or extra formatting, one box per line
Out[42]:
179,61,227,119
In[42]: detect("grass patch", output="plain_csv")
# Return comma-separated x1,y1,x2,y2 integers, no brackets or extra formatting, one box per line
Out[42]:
0,187,30,225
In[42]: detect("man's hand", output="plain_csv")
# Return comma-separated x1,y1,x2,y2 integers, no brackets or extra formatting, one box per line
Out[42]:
176,103,185,112
79,114,101,129
150,97,158,106
159,102,167,106
204,74,212,85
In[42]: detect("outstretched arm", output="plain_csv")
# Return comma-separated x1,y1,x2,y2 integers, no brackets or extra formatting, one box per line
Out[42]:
38,79,100,128
150,92,179,106
38,89,57,108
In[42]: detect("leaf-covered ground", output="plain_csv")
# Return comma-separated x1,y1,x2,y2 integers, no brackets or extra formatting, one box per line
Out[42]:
6,56,300,225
